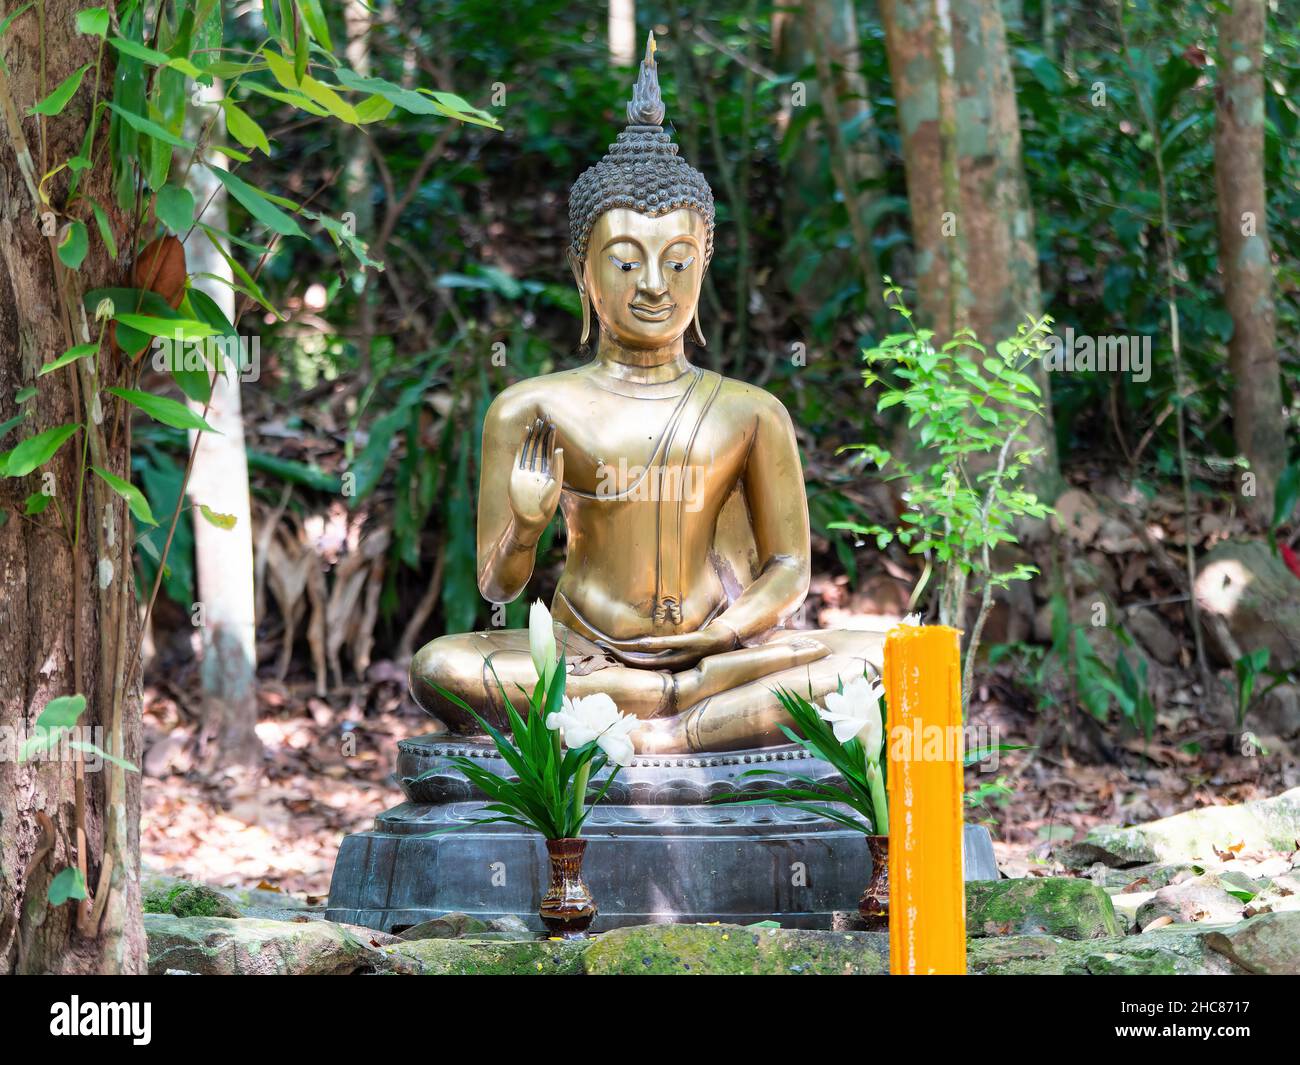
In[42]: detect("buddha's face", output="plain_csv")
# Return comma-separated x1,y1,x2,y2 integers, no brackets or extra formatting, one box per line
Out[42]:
579,208,707,349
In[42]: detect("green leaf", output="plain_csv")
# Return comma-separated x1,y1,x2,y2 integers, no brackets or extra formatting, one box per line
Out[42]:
4,423,79,477
0,3,34,44
108,37,171,66
67,739,140,772
106,387,216,432
114,313,215,340
93,466,156,524
1273,462,1300,531
354,94,394,124
37,696,87,728
75,7,109,37
19,694,88,762
57,220,89,269
105,101,196,150
14,386,35,403
299,77,358,124
262,47,300,90
24,491,51,514
29,64,90,116
241,80,329,116
221,100,271,154
155,185,195,234
39,342,97,376
47,867,88,906
89,199,118,259
425,90,500,129
299,0,333,50
198,503,237,529
207,164,305,237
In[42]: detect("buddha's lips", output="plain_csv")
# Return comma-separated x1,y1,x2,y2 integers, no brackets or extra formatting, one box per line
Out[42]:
629,301,675,322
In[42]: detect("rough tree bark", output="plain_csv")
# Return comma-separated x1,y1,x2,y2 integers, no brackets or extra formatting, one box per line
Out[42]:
881,0,1060,489
1214,0,1285,523
0,0,144,973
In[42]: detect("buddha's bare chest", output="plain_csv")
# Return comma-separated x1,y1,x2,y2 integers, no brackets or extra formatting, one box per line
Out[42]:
540,378,750,499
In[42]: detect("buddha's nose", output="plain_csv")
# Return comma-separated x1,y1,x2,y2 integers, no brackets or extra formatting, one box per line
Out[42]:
637,260,669,300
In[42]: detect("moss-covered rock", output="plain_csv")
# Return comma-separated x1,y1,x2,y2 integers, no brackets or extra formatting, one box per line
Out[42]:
1204,912,1300,974
966,878,1119,940
1059,788,1300,868
397,913,491,941
143,881,242,919
375,937,585,975
581,923,889,975
145,914,380,975
968,929,1240,975
1134,874,1247,930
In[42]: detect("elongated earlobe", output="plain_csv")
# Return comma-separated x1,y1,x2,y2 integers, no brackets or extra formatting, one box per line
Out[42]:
691,305,706,347
568,248,591,345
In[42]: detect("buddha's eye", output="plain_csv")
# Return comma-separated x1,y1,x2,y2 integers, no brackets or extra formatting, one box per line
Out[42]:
666,255,695,274
608,254,640,273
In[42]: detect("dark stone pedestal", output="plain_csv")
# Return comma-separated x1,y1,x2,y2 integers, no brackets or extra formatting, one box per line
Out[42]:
326,735,999,932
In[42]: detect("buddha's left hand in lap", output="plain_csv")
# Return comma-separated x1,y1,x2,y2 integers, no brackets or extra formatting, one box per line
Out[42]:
606,621,740,669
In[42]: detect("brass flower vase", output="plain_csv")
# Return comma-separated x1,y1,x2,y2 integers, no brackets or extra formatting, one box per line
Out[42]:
858,834,889,931
539,838,596,937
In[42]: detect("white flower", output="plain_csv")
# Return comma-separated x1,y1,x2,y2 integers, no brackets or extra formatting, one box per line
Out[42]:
529,599,558,684
546,693,638,767
818,675,885,761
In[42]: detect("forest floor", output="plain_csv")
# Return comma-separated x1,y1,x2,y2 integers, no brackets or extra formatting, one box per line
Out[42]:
140,638,1300,901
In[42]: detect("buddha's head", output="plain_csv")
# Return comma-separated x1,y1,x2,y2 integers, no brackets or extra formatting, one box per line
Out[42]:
568,33,716,350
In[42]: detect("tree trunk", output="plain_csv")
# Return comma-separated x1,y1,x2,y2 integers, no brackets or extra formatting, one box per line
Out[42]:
1214,0,1284,524
0,0,144,973
185,101,261,770
609,0,637,67
881,0,1061,490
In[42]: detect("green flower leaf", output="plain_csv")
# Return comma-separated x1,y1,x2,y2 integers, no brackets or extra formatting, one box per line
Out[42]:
39,342,97,376
155,185,195,234
114,313,215,340
29,64,90,116
93,466,157,525
4,423,79,477
107,36,171,66
105,101,196,150
75,7,109,37
47,867,88,906
198,503,237,530
57,220,89,269
68,740,140,772
106,387,217,433
221,100,271,154
207,164,305,238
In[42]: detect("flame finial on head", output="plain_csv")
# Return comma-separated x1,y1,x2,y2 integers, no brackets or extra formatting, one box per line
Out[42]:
626,31,666,127
568,31,716,262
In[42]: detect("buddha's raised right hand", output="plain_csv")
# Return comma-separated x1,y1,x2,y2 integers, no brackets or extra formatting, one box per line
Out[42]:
508,417,565,541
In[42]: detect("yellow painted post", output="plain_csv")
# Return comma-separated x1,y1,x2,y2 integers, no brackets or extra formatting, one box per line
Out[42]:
885,624,966,975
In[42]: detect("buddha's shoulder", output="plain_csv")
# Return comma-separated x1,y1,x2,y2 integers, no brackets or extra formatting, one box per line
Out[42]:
711,374,794,424
483,367,589,422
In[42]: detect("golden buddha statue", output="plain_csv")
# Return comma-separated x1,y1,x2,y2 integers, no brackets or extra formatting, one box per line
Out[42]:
411,34,884,753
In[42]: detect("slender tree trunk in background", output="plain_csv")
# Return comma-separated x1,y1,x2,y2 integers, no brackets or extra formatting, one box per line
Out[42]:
347,0,376,384
184,102,261,770
609,0,637,66
0,0,144,973
1214,0,1285,524
881,0,1061,490
804,0,885,319
345,0,374,239
775,0,885,322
